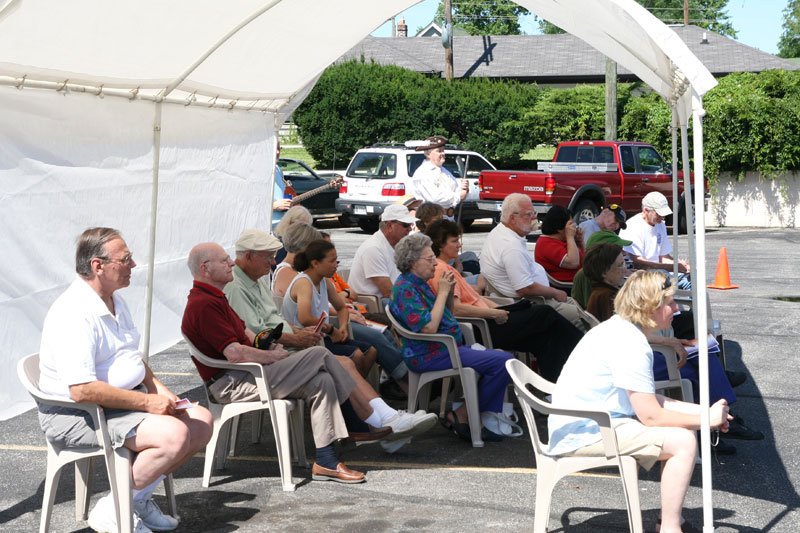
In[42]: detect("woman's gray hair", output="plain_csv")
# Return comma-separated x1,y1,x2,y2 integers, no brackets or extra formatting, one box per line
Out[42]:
282,222,323,254
274,205,312,238
394,233,432,274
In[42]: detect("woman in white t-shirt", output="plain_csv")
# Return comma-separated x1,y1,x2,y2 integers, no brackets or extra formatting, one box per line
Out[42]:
548,270,732,533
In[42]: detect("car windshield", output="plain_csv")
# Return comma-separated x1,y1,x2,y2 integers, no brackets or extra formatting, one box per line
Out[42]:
407,153,465,178
279,160,316,179
347,153,397,179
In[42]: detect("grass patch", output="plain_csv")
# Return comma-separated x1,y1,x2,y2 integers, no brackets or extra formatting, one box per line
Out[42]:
521,145,556,161
281,146,317,168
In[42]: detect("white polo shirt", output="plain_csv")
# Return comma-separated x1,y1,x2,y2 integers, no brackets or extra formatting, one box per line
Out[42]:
619,214,671,262
479,222,549,297
39,278,146,399
348,230,400,296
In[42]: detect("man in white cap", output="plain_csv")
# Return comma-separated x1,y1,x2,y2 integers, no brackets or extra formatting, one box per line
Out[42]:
619,191,691,290
348,204,417,299
410,136,468,217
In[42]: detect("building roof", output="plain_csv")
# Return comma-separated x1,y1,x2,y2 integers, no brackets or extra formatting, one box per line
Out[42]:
342,25,798,83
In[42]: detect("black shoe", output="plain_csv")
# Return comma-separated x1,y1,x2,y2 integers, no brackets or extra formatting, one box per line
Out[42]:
725,415,764,440
712,437,736,455
379,379,407,402
725,370,747,388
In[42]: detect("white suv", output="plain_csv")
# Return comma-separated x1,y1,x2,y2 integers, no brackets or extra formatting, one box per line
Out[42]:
335,141,497,232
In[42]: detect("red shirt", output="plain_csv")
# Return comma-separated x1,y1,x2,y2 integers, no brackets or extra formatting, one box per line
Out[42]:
181,281,249,381
534,235,583,282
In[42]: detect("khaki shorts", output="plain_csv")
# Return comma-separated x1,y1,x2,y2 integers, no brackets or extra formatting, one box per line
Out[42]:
568,418,665,471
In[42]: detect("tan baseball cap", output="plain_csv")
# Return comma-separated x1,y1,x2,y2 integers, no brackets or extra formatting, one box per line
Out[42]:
235,229,282,252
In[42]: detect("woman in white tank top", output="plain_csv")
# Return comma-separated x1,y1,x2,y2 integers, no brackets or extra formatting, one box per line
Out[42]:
282,239,377,377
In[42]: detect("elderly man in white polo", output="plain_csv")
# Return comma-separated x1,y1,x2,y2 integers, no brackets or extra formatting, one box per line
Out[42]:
619,191,692,290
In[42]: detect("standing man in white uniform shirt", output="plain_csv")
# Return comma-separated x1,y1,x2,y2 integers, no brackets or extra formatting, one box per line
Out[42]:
37,227,213,533
619,192,692,290
480,194,592,332
410,136,468,217
348,204,417,300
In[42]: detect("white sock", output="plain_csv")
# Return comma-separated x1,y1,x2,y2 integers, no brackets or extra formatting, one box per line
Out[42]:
133,474,165,503
368,398,398,426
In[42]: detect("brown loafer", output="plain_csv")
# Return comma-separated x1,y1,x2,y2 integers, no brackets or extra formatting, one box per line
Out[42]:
343,426,393,443
311,462,365,484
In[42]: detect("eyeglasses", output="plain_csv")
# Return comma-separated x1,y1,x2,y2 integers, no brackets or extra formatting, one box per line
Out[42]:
99,254,134,266
420,255,437,263
395,221,412,229
513,211,536,219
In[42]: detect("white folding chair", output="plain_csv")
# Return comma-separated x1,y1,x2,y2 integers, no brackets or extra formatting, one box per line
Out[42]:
674,289,727,368
546,272,574,293
17,354,176,533
651,343,694,403
182,336,307,492
505,358,643,533
385,304,484,447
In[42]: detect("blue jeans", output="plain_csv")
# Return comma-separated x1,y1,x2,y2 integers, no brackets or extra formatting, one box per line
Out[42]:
350,322,408,380
410,346,514,413
653,351,735,405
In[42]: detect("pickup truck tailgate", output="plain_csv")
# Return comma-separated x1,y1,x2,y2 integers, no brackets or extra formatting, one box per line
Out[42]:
479,170,547,200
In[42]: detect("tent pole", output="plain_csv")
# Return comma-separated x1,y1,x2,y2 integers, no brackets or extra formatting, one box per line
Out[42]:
142,102,163,363
670,108,679,280
692,94,714,533
680,121,698,305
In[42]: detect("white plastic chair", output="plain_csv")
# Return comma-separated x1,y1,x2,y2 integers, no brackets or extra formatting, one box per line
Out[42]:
182,336,308,492
651,343,694,403
17,353,176,533
385,304,484,447
505,358,643,533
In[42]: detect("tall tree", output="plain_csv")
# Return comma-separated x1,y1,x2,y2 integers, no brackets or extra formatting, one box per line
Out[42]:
538,0,735,38
434,0,530,36
778,0,800,59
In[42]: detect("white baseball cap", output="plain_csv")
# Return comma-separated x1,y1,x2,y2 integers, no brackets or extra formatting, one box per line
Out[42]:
380,204,419,224
642,192,672,217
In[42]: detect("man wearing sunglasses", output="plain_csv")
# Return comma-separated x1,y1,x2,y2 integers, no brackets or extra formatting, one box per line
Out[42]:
579,203,627,247
348,204,417,301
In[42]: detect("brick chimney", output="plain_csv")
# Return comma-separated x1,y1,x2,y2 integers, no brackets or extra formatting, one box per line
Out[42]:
397,17,407,38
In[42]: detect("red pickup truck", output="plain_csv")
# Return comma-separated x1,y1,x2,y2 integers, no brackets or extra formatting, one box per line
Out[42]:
477,140,701,232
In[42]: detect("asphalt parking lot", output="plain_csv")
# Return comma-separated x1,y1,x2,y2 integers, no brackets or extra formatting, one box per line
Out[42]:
1,223,799,532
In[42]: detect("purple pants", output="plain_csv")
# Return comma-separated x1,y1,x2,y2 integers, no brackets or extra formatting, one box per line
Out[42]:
411,346,514,413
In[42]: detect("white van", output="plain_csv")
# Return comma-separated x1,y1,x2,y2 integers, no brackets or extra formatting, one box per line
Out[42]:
335,141,497,232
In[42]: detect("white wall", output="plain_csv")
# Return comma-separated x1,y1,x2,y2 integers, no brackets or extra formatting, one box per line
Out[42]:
705,172,800,229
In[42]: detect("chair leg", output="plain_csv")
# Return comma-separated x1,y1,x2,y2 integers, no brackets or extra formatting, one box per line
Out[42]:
533,461,556,533
111,447,133,533
460,371,484,448
619,458,643,533
40,452,64,533
407,373,421,412
251,411,263,445
271,402,297,492
163,474,178,519
202,417,226,488
290,401,309,468
228,415,240,456
439,377,451,418
74,457,94,520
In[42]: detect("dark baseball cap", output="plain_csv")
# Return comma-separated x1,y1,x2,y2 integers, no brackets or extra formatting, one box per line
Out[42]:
604,203,627,230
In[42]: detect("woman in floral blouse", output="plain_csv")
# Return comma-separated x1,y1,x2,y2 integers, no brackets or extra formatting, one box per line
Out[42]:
389,233,514,442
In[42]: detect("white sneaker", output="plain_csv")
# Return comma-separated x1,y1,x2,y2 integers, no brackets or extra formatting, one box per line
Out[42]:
134,497,179,531
380,436,411,454
383,411,438,441
87,494,153,533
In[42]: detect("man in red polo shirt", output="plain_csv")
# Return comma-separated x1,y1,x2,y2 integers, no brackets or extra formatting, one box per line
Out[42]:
181,242,365,484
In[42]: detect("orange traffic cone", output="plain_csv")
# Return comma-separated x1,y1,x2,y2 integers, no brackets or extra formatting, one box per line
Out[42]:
708,248,738,290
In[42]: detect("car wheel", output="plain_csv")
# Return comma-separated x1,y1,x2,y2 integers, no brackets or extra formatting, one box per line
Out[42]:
573,199,600,225
338,213,354,227
356,217,379,233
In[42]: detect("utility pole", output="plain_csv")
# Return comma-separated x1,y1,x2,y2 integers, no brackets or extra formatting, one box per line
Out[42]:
605,57,617,141
684,0,689,26
445,0,454,81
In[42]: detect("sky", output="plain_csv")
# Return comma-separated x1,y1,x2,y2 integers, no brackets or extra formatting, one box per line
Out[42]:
372,0,788,55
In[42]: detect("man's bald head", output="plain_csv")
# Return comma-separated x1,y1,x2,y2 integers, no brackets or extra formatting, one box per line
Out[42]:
188,242,224,278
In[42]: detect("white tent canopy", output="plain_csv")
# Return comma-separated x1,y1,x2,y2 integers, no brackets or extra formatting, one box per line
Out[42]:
1,0,718,528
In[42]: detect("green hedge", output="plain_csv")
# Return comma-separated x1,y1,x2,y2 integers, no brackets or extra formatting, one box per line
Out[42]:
294,62,800,181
